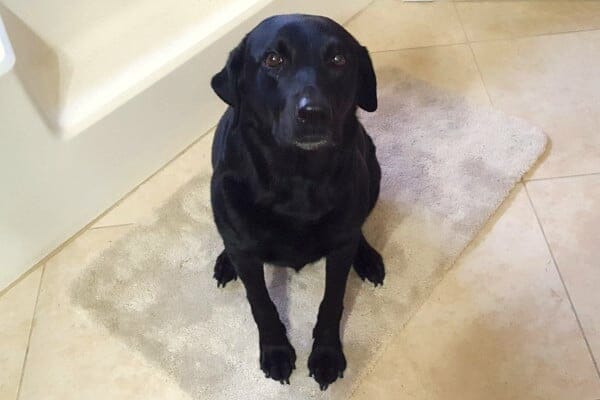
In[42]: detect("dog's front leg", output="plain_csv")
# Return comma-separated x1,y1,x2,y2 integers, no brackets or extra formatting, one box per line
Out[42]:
231,252,296,384
308,239,357,390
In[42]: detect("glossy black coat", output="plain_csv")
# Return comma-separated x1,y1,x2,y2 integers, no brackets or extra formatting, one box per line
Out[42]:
209,14,386,390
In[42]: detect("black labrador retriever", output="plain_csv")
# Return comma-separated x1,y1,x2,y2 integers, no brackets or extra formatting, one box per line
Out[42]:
210,14,385,390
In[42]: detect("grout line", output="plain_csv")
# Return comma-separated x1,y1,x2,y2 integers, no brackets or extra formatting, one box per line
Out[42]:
343,0,376,27
466,40,494,106
370,41,469,54
15,264,46,400
452,1,495,106
89,223,136,231
523,183,600,382
0,264,42,300
367,26,600,57
526,172,600,182
468,26,600,45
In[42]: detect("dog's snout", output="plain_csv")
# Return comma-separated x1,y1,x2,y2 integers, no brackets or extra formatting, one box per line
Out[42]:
296,97,331,124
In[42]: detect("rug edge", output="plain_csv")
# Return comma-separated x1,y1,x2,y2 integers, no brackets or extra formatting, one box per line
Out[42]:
346,128,549,398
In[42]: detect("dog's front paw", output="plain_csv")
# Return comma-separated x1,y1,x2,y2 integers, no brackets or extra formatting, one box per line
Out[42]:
260,342,296,384
353,240,385,287
213,251,237,288
308,343,347,391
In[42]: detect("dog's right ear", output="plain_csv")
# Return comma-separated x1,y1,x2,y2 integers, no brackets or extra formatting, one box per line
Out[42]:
211,37,247,107
356,46,377,112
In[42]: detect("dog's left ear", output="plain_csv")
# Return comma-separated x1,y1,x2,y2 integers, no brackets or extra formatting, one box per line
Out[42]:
356,46,377,112
211,37,247,107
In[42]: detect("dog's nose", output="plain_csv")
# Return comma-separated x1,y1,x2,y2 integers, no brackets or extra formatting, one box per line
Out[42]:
296,97,331,124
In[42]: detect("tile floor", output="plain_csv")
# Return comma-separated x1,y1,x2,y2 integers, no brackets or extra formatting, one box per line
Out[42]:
2,1,600,399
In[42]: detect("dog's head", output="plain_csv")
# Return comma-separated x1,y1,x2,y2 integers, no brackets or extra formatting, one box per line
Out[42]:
211,14,377,151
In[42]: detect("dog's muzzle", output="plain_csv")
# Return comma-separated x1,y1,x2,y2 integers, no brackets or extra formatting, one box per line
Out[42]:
293,96,333,150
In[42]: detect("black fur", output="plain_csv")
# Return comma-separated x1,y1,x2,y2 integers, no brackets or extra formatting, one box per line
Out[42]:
210,14,385,390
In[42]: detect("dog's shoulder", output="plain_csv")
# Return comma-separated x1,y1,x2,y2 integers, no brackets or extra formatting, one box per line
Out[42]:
211,107,237,170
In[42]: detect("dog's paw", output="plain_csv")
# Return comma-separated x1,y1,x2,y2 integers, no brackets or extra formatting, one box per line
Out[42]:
308,343,347,391
260,343,296,384
213,251,237,288
353,240,385,287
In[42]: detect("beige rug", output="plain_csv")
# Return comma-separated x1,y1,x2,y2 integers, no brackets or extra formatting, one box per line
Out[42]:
73,72,547,400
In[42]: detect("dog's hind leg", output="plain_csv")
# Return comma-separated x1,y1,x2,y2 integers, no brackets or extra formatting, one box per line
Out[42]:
352,233,385,286
213,250,238,288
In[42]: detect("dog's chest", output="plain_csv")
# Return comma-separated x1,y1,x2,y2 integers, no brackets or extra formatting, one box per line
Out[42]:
253,174,363,254
264,176,338,221
251,177,355,264
212,149,371,263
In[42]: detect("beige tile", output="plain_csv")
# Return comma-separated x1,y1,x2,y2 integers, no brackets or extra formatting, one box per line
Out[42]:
0,268,42,400
527,175,600,363
371,44,490,105
456,1,600,42
472,31,600,179
93,130,214,228
350,185,600,400
346,0,466,52
18,226,190,400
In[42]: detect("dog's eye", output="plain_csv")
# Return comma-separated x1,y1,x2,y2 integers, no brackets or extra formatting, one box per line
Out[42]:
264,52,284,68
331,54,346,67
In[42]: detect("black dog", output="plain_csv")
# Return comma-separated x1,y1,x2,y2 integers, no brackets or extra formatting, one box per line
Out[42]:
210,14,385,390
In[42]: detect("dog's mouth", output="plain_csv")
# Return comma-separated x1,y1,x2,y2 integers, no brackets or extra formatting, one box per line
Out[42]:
293,135,333,151
294,139,330,151
273,115,337,151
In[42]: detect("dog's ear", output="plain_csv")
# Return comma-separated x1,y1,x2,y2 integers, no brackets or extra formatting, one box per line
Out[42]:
211,37,247,107
356,46,377,112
